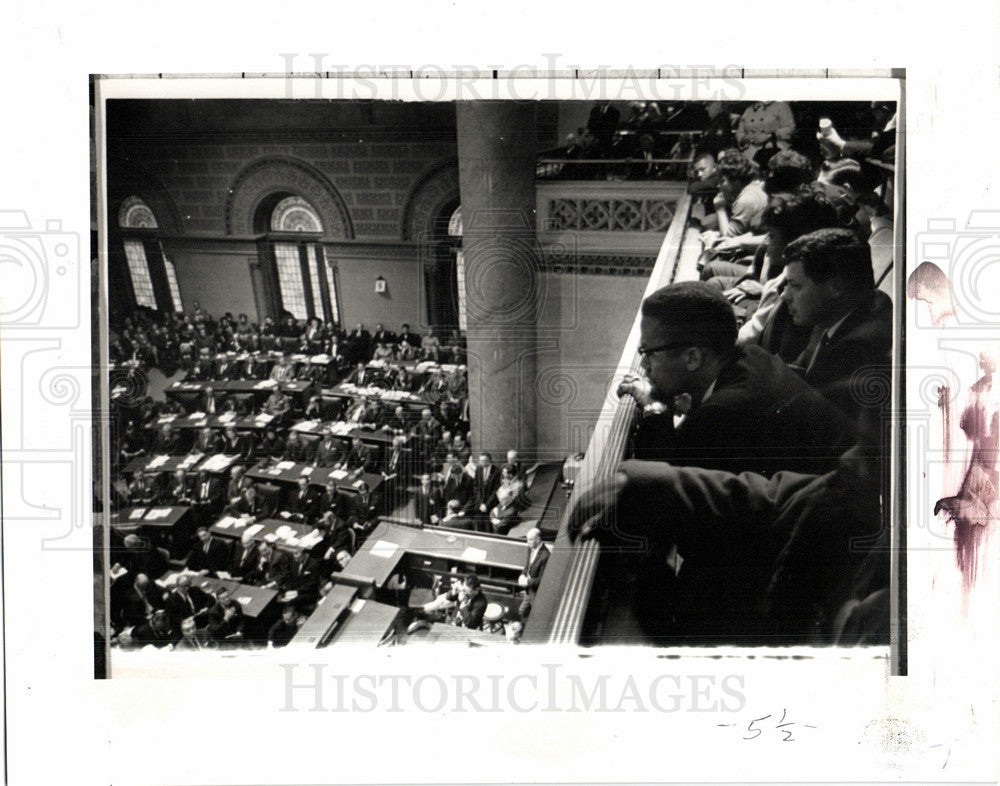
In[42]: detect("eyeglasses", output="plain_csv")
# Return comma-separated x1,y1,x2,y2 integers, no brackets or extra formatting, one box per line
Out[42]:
637,342,688,358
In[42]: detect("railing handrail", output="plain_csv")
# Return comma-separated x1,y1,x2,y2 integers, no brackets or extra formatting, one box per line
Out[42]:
522,192,694,645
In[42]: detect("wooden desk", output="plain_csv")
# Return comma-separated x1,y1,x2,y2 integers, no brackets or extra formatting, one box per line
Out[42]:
290,584,357,646
338,522,528,593
112,505,193,530
155,571,278,619
245,460,384,496
331,598,400,645
403,621,500,647
209,517,321,551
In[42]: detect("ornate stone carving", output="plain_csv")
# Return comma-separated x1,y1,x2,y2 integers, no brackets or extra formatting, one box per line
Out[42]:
546,197,676,232
225,156,353,239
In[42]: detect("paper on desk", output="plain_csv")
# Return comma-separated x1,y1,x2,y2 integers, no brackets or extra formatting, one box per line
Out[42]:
146,508,172,520
330,469,347,480
243,523,264,540
292,420,319,432
254,380,278,389
276,461,295,471
159,414,177,423
236,596,253,606
352,479,365,489
215,516,239,529
300,530,323,548
278,511,292,519
179,455,201,468
218,412,236,423
460,547,488,562
129,508,145,520
216,571,232,579
256,414,274,424
275,525,294,539
300,466,314,476
370,540,399,559
147,455,169,469
191,411,206,419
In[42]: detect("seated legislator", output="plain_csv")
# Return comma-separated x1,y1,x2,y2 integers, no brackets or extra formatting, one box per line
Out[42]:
118,422,146,464
225,484,275,521
337,437,378,474
270,355,297,382
197,386,222,416
190,427,221,456
284,477,320,523
165,469,193,504
227,529,260,582
344,395,381,427
258,427,286,458
164,574,213,630
440,500,471,529
113,573,164,633
569,432,887,646
127,472,161,506
262,389,291,420
382,405,411,435
126,610,175,649
220,426,253,462
248,540,294,590
190,469,223,511
347,362,383,388
267,604,301,648
773,228,893,423
620,281,854,477
313,429,345,467
205,588,246,646
185,526,231,575
453,574,489,630
174,617,213,651
282,432,316,464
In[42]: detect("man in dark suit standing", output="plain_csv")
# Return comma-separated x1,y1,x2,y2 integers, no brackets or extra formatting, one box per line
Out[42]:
473,453,502,517
517,528,550,620
413,474,443,525
441,452,473,512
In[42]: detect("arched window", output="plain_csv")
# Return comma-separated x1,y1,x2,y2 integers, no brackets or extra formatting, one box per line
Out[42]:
265,196,340,323
448,205,467,331
118,196,183,312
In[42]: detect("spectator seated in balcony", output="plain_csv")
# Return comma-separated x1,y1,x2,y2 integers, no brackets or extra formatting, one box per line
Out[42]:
618,281,854,478
698,149,768,262
760,228,892,424
421,330,442,362
688,152,722,220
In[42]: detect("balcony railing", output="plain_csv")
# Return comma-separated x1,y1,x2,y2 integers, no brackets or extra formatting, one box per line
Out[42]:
523,192,698,644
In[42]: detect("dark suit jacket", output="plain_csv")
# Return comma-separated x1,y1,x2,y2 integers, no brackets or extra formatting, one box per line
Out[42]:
455,589,489,629
185,537,231,574
632,344,854,478
314,438,346,467
613,444,885,645
164,586,213,627
191,477,223,506
473,465,501,508
414,487,443,525
798,290,893,423
523,545,550,596
441,467,472,508
227,541,260,580
285,487,320,521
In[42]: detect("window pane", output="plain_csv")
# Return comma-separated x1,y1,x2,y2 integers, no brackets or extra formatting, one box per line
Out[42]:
320,247,340,324
163,255,183,312
274,242,308,320
306,245,323,317
456,248,467,332
123,239,157,309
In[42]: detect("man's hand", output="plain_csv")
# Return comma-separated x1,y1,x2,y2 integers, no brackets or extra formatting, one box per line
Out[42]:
567,471,632,544
617,374,653,407
517,574,528,587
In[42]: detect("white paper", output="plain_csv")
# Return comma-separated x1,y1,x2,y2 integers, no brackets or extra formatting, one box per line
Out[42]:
460,547,487,562
370,540,399,559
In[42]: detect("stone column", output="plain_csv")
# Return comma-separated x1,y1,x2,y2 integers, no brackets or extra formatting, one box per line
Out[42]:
456,102,539,457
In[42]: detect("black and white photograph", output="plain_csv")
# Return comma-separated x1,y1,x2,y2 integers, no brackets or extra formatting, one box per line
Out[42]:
4,4,1000,784
96,90,901,656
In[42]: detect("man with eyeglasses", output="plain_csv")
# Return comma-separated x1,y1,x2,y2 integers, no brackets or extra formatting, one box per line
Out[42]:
619,280,853,478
